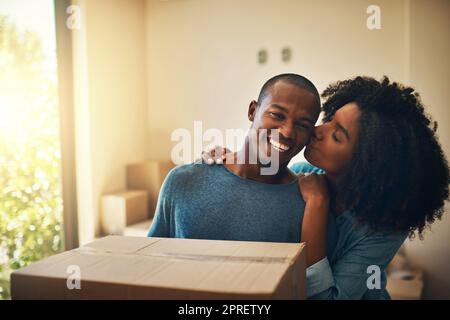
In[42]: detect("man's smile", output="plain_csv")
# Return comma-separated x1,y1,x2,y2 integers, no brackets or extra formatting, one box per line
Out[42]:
269,137,291,152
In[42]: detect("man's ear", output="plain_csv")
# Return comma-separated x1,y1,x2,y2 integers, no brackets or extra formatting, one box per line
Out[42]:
248,100,258,122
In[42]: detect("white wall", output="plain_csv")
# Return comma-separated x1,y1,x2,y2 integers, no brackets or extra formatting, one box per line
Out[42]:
144,0,407,163
72,0,149,244
404,0,450,300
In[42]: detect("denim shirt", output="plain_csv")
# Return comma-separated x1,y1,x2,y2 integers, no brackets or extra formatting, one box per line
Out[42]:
290,162,407,300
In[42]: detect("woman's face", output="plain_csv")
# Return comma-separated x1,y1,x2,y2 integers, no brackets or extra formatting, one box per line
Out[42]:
304,102,361,175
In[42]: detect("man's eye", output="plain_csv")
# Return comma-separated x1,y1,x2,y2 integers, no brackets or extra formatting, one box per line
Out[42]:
332,132,340,143
269,112,284,120
296,123,311,131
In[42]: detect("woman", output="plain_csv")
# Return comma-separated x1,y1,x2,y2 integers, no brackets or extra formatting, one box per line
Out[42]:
203,76,449,299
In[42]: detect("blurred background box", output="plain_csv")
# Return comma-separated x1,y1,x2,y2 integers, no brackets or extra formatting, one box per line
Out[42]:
126,160,175,217
101,190,149,235
386,247,423,300
387,269,423,300
123,219,153,237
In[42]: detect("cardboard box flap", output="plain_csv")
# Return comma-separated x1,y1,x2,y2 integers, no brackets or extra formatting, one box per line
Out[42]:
82,237,303,292
84,235,161,253
109,190,147,198
196,260,286,293
69,255,169,284
12,251,108,280
138,237,301,259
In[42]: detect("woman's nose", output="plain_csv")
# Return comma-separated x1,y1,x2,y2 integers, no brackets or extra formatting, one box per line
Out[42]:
313,125,324,140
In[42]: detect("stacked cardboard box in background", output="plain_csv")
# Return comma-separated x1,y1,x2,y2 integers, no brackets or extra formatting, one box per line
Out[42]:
386,269,424,300
123,219,154,237
126,160,175,217
101,190,149,235
386,247,424,300
11,236,306,300
101,160,175,237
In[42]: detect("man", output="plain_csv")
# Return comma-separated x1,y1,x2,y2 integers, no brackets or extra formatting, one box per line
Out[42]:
147,73,322,243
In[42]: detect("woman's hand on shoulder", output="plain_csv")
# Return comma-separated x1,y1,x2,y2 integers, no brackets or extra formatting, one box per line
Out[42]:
298,172,330,205
201,146,231,165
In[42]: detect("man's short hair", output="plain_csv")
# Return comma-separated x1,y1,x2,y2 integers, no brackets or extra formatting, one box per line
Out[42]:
257,73,320,106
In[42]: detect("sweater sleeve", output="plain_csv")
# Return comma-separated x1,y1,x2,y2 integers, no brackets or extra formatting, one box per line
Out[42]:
147,169,176,238
307,232,406,299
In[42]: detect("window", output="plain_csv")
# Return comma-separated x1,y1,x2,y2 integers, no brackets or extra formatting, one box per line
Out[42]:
0,0,64,300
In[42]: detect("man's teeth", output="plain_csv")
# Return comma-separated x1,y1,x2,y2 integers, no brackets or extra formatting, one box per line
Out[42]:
269,138,290,152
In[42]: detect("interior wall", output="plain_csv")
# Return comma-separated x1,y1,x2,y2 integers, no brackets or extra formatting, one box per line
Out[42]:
72,0,149,244
144,0,407,164
404,0,450,300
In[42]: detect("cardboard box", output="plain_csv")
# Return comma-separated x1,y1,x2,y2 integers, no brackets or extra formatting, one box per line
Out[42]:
386,270,423,300
101,190,149,235
386,252,408,274
126,160,175,217
11,236,306,300
123,219,153,237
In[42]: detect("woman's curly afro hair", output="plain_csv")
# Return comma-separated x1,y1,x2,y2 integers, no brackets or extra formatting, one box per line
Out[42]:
321,76,449,238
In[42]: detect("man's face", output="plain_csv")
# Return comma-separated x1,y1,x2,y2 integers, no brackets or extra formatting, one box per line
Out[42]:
248,81,320,167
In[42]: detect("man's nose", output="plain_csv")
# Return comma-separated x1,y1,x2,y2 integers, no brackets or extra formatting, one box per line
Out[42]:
279,122,295,139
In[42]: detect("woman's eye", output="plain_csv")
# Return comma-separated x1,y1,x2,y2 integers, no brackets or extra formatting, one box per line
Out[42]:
332,132,340,143
323,114,334,123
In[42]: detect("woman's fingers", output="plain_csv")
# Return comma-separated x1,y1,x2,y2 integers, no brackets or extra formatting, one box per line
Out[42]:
202,146,228,165
298,173,329,203
201,150,213,164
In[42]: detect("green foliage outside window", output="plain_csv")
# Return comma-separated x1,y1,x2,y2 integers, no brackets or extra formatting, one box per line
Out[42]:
0,16,64,300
